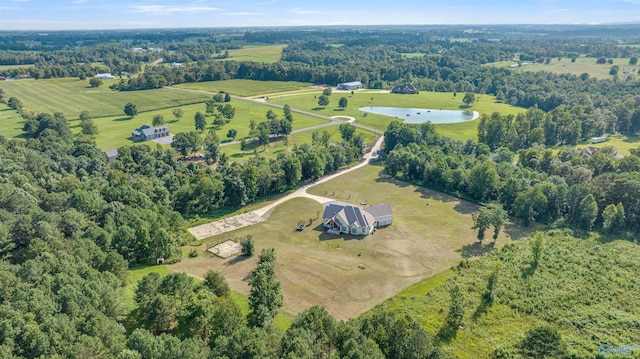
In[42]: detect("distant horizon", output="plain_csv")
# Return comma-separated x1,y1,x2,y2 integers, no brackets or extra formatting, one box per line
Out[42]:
3,22,640,33
0,0,639,31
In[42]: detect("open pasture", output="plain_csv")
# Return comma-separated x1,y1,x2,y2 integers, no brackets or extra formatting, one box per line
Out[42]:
175,79,313,97
485,57,638,80
268,90,524,141
0,77,210,119
170,165,526,320
214,44,285,63
80,98,328,150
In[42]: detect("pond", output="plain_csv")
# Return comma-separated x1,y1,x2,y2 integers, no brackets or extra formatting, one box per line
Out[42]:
359,106,479,124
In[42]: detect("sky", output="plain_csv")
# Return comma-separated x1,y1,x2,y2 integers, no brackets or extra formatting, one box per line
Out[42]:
0,0,639,30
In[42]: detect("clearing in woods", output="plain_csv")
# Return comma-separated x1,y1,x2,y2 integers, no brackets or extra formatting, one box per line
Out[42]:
169,165,532,320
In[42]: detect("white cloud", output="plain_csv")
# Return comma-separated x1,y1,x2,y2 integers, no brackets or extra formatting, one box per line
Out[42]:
223,12,264,16
130,5,221,14
292,8,330,15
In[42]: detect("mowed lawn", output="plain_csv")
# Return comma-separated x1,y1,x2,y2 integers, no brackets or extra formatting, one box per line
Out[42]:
268,91,524,141
224,126,380,163
0,77,210,119
174,79,313,97
485,57,639,80
170,165,527,321
82,97,328,150
214,44,285,63
570,135,640,156
0,104,25,138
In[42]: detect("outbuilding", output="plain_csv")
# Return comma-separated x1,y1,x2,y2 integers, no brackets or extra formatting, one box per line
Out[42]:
337,81,363,91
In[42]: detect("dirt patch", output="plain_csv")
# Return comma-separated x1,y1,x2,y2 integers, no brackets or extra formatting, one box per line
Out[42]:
188,212,265,240
208,240,242,258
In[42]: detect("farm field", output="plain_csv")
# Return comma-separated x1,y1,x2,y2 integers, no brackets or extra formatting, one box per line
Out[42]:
0,77,211,119
174,79,313,97
485,57,639,80
214,44,285,63
0,104,25,139
77,98,329,150
170,165,530,321
268,90,524,141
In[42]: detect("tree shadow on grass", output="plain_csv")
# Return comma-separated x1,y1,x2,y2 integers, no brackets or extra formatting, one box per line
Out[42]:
472,298,491,321
225,255,251,266
311,107,326,111
456,241,495,259
521,263,537,279
113,117,132,122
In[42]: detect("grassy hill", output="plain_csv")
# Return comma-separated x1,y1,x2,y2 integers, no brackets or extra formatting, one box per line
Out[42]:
370,229,640,358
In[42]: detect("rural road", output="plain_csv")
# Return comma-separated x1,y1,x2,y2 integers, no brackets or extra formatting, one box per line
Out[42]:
187,135,385,240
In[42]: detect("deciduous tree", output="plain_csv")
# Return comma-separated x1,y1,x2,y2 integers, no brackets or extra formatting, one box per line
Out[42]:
124,103,137,118
318,95,330,107
194,112,206,132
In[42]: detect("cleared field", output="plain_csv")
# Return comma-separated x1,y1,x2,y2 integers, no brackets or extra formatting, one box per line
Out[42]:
268,91,524,141
175,79,313,97
214,44,285,63
0,78,210,118
485,57,639,80
0,104,25,139
80,98,328,150
170,165,528,320
572,135,640,156
225,126,380,163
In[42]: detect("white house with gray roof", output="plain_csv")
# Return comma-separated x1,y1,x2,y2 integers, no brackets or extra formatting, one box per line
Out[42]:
132,125,170,141
322,202,392,236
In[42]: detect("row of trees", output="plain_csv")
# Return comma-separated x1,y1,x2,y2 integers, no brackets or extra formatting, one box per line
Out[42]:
383,121,640,234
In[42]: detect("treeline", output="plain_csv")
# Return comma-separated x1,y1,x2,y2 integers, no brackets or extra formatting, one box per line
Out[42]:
476,107,620,150
384,121,640,234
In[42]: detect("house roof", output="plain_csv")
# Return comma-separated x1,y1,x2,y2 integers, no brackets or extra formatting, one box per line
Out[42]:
105,149,118,158
323,202,374,229
132,125,168,137
141,126,168,137
364,204,393,219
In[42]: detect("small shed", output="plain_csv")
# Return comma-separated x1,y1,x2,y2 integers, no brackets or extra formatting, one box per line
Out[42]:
591,136,607,144
105,149,119,163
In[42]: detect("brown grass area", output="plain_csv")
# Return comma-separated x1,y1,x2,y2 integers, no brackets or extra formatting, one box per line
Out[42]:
170,165,528,320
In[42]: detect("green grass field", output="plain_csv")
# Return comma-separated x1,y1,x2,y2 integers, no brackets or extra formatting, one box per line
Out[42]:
175,79,313,97
485,57,639,80
0,104,25,139
571,135,640,156
368,230,640,358
224,126,380,163
0,78,210,119
214,44,285,63
268,91,524,141
79,97,328,150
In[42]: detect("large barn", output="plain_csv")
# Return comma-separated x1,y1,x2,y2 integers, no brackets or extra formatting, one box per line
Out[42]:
322,202,393,236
